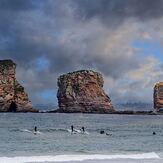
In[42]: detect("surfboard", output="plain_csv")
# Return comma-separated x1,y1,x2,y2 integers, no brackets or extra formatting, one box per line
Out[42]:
106,133,112,136
67,129,77,134
74,129,81,133
21,129,32,133
75,129,89,135
33,131,42,135
21,129,42,135
67,129,89,135
83,131,89,135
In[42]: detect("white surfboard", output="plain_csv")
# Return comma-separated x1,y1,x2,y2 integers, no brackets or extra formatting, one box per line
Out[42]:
67,129,77,134
21,129,42,135
67,129,89,135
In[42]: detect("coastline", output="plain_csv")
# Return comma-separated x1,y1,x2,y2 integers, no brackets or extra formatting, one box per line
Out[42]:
0,107,162,115
40,110,162,115
0,109,162,115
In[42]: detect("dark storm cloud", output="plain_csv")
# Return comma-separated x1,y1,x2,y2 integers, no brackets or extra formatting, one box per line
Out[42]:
0,0,36,43
74,0,163,25
0,0,76,66
1,0,161,70
0,0,35,10
1,0,163,62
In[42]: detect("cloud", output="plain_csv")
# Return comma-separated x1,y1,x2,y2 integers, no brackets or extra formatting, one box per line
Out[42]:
74,0,163,25
0,0,163,106
0,0,35,10
104,56,163,104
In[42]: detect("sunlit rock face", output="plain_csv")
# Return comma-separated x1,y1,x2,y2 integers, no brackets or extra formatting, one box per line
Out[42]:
154,82,163,111
0,60,38,112
57,70,115,113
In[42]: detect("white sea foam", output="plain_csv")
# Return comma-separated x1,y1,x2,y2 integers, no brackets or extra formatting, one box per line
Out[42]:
21,129,32,133
20,129,42,135
0,152,160,163
67,129,89,135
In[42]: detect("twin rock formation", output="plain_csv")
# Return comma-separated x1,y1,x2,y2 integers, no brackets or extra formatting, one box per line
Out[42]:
1,59,162,113
0,60,37,112
0,60,114,113
57,70,115,113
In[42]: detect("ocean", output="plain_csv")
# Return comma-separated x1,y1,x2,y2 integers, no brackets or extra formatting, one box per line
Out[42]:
0,113,163,163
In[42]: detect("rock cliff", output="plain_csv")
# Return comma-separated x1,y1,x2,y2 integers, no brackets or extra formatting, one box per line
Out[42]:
0,60,38,112
154,82,163,111
57,70,115,113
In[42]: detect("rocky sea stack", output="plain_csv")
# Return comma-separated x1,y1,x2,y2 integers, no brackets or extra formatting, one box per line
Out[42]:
154,82,163,111
57,70,115,113
0,60,38,112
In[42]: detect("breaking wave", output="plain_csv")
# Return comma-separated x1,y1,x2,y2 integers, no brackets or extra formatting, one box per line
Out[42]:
0,152,160,163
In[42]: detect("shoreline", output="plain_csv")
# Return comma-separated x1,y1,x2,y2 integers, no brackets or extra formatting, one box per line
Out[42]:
1,109,163,115
0,152,160,163
38,110,163,115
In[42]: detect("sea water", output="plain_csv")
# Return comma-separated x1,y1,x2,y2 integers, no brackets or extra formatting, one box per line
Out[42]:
0,113,163,163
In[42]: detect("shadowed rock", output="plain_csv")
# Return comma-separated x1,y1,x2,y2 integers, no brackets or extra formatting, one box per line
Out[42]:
57,70,115,113
0,60,38,112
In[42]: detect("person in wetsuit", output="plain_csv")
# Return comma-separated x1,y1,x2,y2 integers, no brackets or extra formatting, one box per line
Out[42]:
100,130,105,134
153,131,156,135
81,126,85,133
71,125,74,133
34,126,37,132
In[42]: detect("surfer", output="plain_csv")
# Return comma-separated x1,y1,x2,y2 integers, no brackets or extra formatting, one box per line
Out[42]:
100,130,105,134
81,126,85,133
153,131,156,135
34,126,37,132
71,125,74,133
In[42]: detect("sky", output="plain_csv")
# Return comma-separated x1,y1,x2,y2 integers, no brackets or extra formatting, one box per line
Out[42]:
1,0,163,105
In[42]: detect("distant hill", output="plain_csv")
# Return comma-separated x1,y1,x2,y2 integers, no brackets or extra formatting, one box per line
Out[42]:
115,102,153,111
33,104,57,111
34,102,153,112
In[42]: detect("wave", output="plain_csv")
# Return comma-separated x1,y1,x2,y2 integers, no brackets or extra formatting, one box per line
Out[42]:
11,128,109,134
44,128,69,132
27,128,90,134
20,129,32,133
11,128,89,134
0,152,160,163
20,129,42,134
